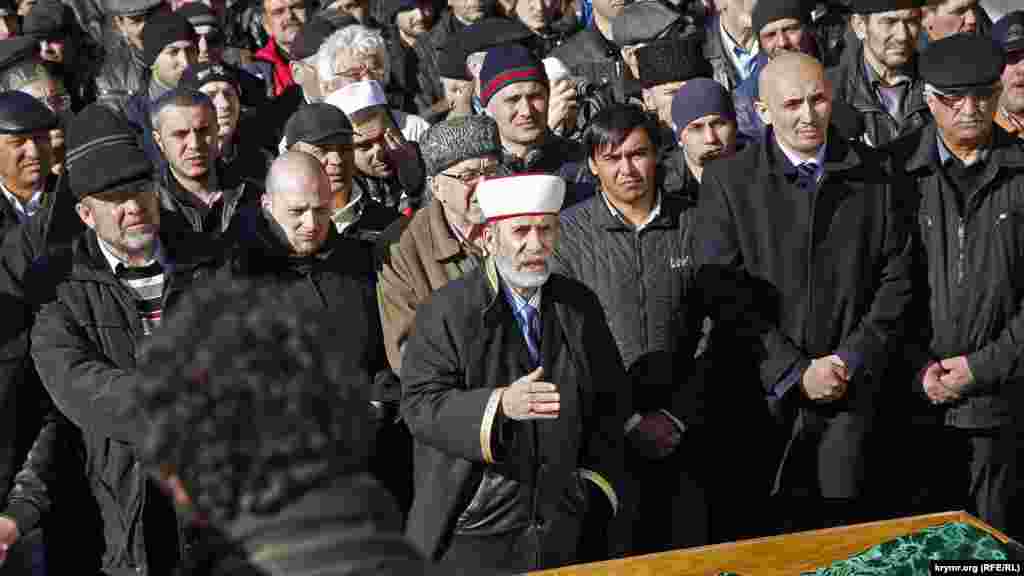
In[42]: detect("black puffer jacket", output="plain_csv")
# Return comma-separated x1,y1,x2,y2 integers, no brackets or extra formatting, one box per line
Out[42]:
551,190,702,422
30,230,221,575
826,43,931,149
889,123,1024,429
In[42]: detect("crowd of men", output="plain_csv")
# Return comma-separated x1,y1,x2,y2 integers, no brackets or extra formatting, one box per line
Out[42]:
0,0,1021,572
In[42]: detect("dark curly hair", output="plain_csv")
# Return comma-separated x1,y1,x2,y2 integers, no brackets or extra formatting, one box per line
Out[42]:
135,279,374,526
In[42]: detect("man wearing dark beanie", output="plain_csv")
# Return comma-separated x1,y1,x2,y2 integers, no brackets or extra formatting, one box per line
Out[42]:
479,43,583,176
732,0,821,142
30,103,221,575
827,0,930,148
124,13,197,161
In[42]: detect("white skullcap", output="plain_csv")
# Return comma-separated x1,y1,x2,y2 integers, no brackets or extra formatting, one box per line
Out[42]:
325,79,388,118
477,174,566,222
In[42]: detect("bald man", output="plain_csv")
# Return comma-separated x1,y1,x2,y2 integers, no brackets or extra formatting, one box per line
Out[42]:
218,150,403,511
693,52,913,534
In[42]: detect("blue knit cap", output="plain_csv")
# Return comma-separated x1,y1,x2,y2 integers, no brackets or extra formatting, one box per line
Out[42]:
478,44,547,108
671,78,736,132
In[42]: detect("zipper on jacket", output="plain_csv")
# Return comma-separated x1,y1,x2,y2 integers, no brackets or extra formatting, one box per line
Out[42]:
957,217,966,285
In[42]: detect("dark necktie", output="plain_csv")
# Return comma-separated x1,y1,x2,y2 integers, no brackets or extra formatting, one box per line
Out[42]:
796,162,817,189
523,303,541,367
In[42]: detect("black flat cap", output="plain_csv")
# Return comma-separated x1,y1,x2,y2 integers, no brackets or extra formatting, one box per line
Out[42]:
176,2,219,30
0,37,42,72
179,62,240,93
611,1,681,47
920,34,1006,90
290,15,351,61
454,17,534,58
993,11,1024,53
102,0,162,17
0,0,15,16
284,103,354,148
23,0,71,39
0,91,59,134
636,34,710,87
851,0,924,15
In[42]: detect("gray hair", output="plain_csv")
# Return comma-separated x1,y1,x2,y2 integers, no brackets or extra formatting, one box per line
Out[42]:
315,24,390,86
150,88,215,133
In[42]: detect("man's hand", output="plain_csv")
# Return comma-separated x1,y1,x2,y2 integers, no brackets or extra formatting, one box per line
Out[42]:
547,78,579,136
0,515,20,567
939,355,974,395
383,126,417,165
630,412,682,460
921,360,962,405
801,355,849,402
501,366,560,421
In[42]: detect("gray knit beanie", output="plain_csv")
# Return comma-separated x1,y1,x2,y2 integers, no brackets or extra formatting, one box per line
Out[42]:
420,115,501,178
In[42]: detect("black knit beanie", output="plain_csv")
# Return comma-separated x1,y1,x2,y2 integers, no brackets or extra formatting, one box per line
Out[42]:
142,13,196,67
65,104,152,200
752,0,812,37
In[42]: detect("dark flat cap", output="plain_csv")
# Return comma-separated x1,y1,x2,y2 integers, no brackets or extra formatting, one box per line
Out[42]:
284,103,354,148
179,62,239,92
753,0,812,37
920,34,1006,90
0,91,58,134
290,15,351,61
611,1,681,47
0,0,15,16
454,17,534,58
993,11,1024,53
23,0,71,38
0,37,41,72
636,34,710,87
102,0,162,17
176,2,219,30
851,0,924,15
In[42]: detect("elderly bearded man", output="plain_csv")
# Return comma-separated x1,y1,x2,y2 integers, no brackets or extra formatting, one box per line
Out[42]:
400,174,630,571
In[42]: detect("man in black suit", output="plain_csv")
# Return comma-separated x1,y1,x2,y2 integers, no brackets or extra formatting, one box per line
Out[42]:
693,51,913,534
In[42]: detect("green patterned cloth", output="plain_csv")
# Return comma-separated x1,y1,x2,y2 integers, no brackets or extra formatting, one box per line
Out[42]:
809,522,1010,576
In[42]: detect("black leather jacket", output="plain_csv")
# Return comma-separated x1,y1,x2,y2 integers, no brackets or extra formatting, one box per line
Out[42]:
95,33,148,117
826,43,931,149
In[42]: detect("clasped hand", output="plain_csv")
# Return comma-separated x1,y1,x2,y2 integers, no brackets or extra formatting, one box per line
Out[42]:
922,356,974,405
801,355,849,403
501,367,560,421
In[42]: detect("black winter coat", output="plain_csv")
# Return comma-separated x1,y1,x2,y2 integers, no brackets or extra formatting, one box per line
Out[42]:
30,230,221,575
693,131,913,498
217,208,391,400
0,174,77,540
889,123,1024,429
95,36,148,117
551,191,702,424
400,259,631,568
826,44,931,149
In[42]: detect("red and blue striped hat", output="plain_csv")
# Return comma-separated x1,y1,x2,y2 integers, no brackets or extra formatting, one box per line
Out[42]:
479,44,548,109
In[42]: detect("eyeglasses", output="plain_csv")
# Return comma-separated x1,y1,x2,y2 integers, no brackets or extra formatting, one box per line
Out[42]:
926,84,1000,112
324,62,385,91
439,165,501,185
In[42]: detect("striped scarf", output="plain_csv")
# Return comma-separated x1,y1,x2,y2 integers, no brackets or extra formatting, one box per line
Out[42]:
116,261,166,336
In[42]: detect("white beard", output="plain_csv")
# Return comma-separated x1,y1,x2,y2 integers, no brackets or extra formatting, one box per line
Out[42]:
494,252,550,290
